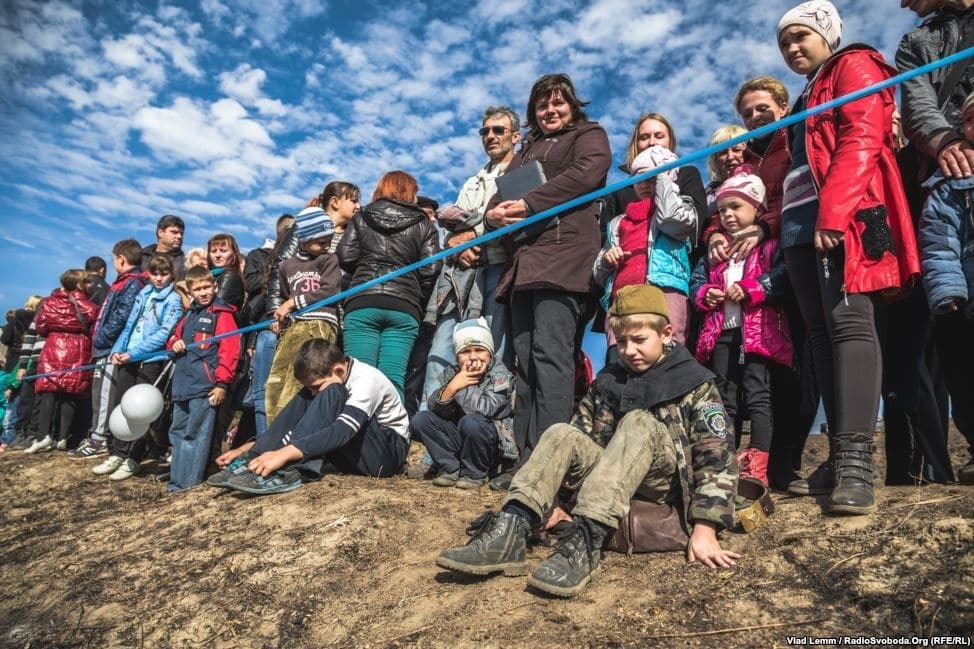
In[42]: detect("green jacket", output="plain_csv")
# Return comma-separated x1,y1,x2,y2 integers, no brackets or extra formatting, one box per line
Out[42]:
570,344,738,530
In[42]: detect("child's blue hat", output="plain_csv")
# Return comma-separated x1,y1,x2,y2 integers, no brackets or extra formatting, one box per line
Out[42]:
295,207,335,244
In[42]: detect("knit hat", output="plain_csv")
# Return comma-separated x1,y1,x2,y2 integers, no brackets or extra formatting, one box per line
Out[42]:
715,164,766,211
630,145,679,183
778,1,842,51
608,285,670,321
963,90,974,117
295,207,335,244
452,317,494,356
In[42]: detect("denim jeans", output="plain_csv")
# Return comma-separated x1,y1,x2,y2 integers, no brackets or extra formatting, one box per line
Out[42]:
1,392,19,445
250,329,278,437
168,397,216,492
420,262,511,409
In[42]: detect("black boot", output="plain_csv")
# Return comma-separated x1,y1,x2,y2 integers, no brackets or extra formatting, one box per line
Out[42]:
527,517,608,598
787,435,837,495
828,433,876,515
436,511,529,576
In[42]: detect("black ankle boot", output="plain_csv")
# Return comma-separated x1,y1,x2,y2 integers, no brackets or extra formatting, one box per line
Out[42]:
436,510,529,576
829,433,876,515
527,517,608,598
787,435,837,495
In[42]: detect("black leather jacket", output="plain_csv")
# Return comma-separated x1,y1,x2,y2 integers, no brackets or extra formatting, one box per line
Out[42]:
214,269,245,313
264,227,300,318
336,199,441,321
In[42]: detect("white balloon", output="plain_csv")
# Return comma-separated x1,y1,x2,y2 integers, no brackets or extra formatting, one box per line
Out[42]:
109,405,150,442
120,384,165,424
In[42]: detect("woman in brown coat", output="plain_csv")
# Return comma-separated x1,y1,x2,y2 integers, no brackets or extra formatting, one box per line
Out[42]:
486,73,611,475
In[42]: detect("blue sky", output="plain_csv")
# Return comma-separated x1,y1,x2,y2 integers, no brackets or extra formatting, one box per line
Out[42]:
0,0,921,316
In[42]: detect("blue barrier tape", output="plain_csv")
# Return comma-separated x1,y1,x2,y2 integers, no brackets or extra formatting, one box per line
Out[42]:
24,44,974,382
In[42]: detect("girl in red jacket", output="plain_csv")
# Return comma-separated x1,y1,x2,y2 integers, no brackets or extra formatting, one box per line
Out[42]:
777,1,920,513
24,269,99,454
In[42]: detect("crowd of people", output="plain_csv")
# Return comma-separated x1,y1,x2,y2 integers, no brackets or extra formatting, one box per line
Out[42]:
1,0,973,598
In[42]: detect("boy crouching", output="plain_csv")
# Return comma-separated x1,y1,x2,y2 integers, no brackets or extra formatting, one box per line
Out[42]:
209,338,410,495
436,285,740,597
410,318,516,489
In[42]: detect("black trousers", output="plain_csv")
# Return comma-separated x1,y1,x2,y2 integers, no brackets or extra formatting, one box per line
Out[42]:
509,289,587,462
876,286,953,483
770,301,820,470
410,411,498,479
933,309,974,456
109,361,167,461
711,328,774,451
37,392,83,443
252,383,409,477
783,245,882,436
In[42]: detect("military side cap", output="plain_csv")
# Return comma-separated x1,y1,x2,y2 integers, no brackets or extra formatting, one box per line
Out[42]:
609,285,670,321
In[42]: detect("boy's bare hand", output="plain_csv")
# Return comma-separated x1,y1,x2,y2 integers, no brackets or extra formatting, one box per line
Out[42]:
216,442,253,468
171,340,187,354
110,352,130,366
274,298,295,323
687,521,740,568
208,386,226,406
247,445,303,477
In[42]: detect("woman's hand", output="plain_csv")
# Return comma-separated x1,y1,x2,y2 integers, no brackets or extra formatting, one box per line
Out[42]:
485,200,528,228
708,234,731,264
727,224,764,261
602,246,631,268
814,228,844,252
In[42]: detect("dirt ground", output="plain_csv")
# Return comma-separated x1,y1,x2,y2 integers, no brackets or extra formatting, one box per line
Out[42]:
1,429,972,649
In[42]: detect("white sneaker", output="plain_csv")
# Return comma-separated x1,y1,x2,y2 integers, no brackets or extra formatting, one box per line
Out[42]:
24,435,53,454
56,438,68,451
109,459,140,481
92,455,124,475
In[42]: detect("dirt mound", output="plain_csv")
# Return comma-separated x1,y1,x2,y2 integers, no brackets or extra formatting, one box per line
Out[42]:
1,431,973,648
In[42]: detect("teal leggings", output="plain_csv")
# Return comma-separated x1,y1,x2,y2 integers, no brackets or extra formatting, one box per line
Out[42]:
342,308,419,397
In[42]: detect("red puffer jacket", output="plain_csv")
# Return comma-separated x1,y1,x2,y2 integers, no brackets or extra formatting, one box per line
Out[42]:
805,44,921,295
34,289,99,396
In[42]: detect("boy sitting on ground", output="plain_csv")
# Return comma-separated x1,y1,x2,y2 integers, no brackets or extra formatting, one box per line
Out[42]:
209,338,410,495
409,318,516,489
436,285,740,597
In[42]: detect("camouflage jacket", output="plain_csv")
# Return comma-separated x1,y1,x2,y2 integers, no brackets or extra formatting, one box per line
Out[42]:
570,343,738,530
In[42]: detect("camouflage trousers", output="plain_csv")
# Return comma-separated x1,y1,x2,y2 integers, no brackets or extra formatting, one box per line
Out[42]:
265,319,338,424
505,410,681,530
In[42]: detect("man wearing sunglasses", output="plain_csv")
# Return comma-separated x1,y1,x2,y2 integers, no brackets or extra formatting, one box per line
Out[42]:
418,106,521,452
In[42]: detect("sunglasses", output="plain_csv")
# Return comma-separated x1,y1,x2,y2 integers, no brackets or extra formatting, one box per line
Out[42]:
479,126,510,137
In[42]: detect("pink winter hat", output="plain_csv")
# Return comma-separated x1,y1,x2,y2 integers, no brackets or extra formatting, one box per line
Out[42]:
630,145,679,183
716,164,766,211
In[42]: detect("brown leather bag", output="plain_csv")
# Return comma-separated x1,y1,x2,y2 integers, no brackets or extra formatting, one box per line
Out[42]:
604,499,689,555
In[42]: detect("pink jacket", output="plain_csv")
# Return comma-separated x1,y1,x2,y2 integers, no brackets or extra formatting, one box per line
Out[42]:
693,239,792,368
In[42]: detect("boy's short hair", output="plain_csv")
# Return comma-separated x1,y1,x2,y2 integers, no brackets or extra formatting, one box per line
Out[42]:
734,76,789,114
112,239,143,266
85,256,106,273
60,269,87,292
963,90,974,118
157,214,185,232
293,339,345,383
147,254,174,276
184,265,213,288
608,312,670,337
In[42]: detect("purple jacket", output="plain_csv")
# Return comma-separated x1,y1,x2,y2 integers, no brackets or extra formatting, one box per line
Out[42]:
693,239,792,367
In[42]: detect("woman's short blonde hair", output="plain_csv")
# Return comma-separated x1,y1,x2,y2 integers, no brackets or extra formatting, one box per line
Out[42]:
706,125,748,181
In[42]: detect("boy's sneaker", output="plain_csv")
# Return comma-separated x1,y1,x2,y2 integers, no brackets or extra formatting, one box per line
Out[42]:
455,475,488,490
958,460,974,485
527,518,607,598
92,455,125,476
56,438,68,451
109,459,141,481
24,435,53,454
432,469,460,487
225,468,302,495
206,455,254,489
68,438,109,460
436,510,529,576
9,433,31,450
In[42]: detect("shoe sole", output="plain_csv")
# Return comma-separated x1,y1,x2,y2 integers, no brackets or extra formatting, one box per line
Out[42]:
526,573,591,598
435,556,528,577
786,485,833,496
827,502,876,515
225,481,302,496
69,453,109,461
206,475,233,488
109,471,138,482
